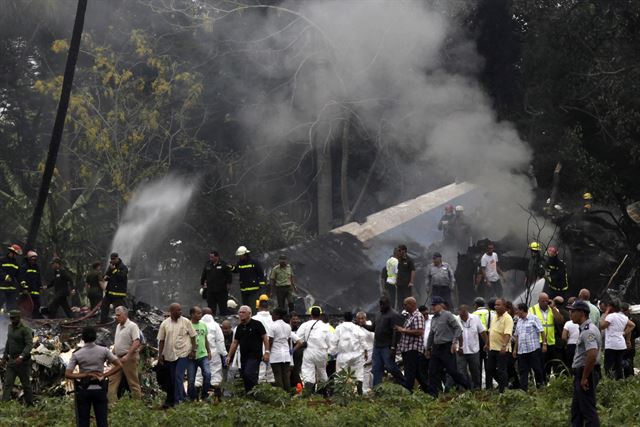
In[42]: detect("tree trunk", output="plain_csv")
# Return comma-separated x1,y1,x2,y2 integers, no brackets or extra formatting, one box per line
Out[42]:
26,0,88,250
340,118,351,223
316,141,333,234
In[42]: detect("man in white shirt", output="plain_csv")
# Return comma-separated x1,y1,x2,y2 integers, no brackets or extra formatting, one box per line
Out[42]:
331,312,368,395
253,296,275,383
383,247,400,308
355,311,375,394
157,303,197,408
269,308,293,391
108,306,142,401
293,306,331,394
456,305,487,389
195,308,227,401
480,242,503,298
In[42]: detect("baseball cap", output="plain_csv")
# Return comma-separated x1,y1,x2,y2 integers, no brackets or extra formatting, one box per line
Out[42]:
431,296,446,306
568,300,590,314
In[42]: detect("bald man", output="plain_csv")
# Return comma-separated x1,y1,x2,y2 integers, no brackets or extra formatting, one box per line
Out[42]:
395,297,429,392
529,293,564,379
157,303,197,408
578,288,601,325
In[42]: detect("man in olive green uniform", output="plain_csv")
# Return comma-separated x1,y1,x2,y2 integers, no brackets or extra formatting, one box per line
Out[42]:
1,310,33,405
269,254,296,314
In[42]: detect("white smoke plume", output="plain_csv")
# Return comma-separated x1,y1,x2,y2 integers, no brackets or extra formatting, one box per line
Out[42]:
110,175,197,265
217,0,533,240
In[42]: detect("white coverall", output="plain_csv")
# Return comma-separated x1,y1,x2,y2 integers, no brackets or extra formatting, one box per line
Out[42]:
296,319,331,384
253,310,275,383
330,321,367,381
195,314,227,387
360,324,375,393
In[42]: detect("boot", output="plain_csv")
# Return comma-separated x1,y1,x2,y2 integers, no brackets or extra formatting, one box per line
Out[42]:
356,381,363,396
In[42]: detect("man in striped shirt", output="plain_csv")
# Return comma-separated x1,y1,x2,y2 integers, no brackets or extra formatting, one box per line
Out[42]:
513,302,546,391
395,297,428,392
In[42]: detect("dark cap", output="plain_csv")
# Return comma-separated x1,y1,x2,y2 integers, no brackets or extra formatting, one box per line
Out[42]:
278,254,287,261
431,296,445,306
568,300,590,314
432,252,442,259
9,309,21,318
110,252,119,259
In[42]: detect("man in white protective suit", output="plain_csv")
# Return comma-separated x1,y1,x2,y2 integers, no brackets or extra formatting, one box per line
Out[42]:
293,306,331,395
355,311,375,394
195,307,228,401
331,311,368,395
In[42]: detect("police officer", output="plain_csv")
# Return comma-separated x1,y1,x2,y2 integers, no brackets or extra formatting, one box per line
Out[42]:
20,251,42,318
0,244,22,312
1,310,33,405
568,300,601,427
231,246,266,307
100,253,128,324
65,326,123,427
47,258,75,318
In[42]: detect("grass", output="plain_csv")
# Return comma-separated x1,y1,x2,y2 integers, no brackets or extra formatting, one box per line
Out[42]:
2,375,640,426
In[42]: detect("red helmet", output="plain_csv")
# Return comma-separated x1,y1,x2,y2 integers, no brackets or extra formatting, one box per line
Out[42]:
444,204,454,213
547,246,558,257
8,244,23,256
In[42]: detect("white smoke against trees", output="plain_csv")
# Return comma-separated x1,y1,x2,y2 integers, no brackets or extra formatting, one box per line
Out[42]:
217,0,533,240
110,176,197,265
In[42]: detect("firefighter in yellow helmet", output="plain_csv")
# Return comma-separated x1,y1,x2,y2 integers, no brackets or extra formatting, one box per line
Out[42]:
582,192,593,213
525,242,545,292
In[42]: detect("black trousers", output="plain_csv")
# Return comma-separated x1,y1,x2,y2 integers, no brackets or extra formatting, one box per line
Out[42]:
240,289,261,308
431,286,451,307
100,295,126,323
48,293,73,318
75,384,108,427
543,344,560,378
604,348,625,380
402,350,429,392
87,288,103,310
240,358,260,393
478,345,492,389
517,349,545,391
271,362,291,391
428,344,469,396
487,350,509,393
30,294,42,318
571,367,600,427
565,344,577,373
163,360,178,407
207,290,228,315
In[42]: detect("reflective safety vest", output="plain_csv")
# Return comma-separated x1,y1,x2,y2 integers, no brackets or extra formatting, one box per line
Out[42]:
1,258,20,290
385,257,398,285
473,308,495,330
529,304,555,345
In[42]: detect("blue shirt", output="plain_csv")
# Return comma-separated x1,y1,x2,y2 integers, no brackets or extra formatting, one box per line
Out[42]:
514,313,544,354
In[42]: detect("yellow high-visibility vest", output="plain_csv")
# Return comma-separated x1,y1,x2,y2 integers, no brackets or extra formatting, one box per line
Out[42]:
529,304,555,345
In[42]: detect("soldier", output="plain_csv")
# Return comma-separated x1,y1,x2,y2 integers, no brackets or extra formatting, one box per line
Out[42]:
47,258,74,318
1,310,33,405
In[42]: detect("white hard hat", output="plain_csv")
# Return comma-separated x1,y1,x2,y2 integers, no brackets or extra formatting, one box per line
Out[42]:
455,205,464,212
227,299,238,309
235,245,250,256
199,288,204,296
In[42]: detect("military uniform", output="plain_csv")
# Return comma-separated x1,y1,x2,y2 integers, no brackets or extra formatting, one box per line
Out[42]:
1,311,34,405
47,267,74,318
571,319,601,427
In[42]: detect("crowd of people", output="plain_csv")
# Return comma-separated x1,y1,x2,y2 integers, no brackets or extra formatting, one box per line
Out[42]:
1,231,638,427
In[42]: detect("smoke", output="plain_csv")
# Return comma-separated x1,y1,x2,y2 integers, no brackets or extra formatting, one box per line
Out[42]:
216,0,533,240
110,175,197,265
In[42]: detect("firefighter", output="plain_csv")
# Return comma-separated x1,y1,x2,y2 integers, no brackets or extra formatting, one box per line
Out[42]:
0,244,23,312
231,246,266,308
100,252,128,324
582,192,593,213
543,246,569,300
47,258,74,318
19,251,42,318
526,242,545,291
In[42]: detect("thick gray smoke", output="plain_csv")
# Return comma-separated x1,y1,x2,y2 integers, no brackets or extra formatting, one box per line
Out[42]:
222,0,533,240
110,176,197,265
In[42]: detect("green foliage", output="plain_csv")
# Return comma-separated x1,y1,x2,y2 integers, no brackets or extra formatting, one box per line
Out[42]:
3,376,640,426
